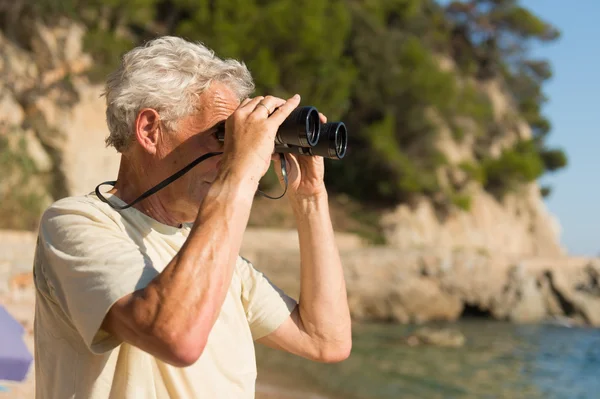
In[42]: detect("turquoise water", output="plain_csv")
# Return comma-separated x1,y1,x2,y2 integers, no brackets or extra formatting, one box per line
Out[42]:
255,320,600,399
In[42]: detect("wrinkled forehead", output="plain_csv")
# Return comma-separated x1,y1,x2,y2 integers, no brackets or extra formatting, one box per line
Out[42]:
194,82,241,124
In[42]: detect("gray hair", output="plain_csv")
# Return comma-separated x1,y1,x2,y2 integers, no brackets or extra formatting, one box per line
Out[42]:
103,36,255,152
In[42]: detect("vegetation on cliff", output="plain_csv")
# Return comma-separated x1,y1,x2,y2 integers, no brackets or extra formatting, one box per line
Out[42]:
0,0,567,235
0,133,48,230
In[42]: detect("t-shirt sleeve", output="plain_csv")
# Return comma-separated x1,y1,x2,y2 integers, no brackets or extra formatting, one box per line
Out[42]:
38,199,159,354
237,257,298,340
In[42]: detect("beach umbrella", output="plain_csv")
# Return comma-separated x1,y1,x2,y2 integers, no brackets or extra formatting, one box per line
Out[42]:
0,305,32,382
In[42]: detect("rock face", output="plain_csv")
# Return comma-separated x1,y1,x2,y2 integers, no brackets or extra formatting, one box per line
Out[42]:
241,241,600,327
33,77,121,195
381,185,563,258
0,19,120,208
381,78,564,258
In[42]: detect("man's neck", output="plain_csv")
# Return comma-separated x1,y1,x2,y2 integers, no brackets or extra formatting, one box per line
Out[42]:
110,157,186,228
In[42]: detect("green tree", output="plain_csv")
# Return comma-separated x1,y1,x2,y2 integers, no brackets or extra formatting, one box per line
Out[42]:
445,0,567,185
171,0,356,118
0,0,568,210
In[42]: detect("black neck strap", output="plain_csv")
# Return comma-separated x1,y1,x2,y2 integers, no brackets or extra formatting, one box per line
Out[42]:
95,152,288,210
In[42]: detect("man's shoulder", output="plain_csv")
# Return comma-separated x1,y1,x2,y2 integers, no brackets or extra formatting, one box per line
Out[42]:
40,194,119,229
47,193,99,209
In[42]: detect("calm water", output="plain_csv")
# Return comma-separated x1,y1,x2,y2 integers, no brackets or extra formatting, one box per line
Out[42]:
255,320,600,399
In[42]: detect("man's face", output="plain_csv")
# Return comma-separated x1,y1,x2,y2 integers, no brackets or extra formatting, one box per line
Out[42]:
155,82,240,219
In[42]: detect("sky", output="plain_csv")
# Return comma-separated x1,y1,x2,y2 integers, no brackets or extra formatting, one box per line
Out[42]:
520,0,600,256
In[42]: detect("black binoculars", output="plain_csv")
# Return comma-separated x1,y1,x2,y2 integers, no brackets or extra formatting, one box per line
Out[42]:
216,106,348,160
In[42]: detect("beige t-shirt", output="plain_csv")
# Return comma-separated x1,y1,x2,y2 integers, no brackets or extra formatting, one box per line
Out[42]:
33,193,297,399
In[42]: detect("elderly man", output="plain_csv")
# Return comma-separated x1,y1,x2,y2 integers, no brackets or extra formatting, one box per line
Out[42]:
32,36,351,398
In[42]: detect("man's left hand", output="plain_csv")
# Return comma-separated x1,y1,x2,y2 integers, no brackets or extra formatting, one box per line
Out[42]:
272,112,328,202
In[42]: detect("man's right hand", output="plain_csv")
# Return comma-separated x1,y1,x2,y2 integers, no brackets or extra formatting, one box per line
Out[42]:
220,94,301,181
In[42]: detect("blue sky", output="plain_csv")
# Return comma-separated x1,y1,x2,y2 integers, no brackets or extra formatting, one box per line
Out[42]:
521,0,599,256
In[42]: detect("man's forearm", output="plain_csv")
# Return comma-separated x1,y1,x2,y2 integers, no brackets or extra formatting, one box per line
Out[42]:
293,192,352,357
126,167,258,363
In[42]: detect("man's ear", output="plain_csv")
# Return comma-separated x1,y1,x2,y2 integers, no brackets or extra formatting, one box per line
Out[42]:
135,108,161,155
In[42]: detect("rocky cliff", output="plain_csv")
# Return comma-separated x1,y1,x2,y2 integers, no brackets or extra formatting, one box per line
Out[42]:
380,58,564,258
0,20,120,210
381,178,563,257
245,245,600,327
0,21,564,258
1,20,595,327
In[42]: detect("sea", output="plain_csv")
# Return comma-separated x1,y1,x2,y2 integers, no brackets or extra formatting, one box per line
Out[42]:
255,320,600,399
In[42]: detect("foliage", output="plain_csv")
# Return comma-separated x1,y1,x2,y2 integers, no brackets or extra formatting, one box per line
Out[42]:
0,131,48,230
0,0,568,212
83,28,135,82
445,0,567,193
480,139,545,196
539,148,568,172
540,185,552,198
460,161,486,184
451,193,472,211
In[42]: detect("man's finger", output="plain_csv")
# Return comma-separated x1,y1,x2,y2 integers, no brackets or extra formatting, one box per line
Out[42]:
252,96,286,117
239,96,265,112
267,94,301,125
238,97,254,108
319,112,327,123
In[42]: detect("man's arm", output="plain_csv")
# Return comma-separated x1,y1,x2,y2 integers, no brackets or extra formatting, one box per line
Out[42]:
102,170,257,367
257,192,352,363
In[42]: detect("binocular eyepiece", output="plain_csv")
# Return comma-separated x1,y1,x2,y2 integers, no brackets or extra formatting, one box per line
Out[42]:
216,106,347,160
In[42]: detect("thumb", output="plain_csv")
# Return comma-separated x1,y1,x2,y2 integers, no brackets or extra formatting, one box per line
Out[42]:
272,153,284,180
272,153,295,186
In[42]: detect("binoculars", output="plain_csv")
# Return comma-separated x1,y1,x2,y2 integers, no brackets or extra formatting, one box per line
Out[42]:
216,106,348,160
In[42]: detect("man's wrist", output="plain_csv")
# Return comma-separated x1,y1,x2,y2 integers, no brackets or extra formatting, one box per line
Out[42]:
210,164,259,205
290,190,329,216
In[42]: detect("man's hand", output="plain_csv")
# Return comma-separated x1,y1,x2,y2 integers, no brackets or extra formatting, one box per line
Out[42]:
221,94,301,183
272,111,328,202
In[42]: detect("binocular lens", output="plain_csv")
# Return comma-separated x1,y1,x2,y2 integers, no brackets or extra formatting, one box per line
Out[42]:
309,122,347,160
335,123,347,159
276,106,320,147
307,110,319,146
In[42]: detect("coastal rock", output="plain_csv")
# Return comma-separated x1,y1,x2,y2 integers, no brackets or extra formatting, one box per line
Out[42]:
543,260,600,326
0,88,24,126
241,227,365,254
504,265,548,323
0,23,119,204
381,185,563,258
31,77,120,195
236,240,600,326
381,76,563,260
405,327,466,348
